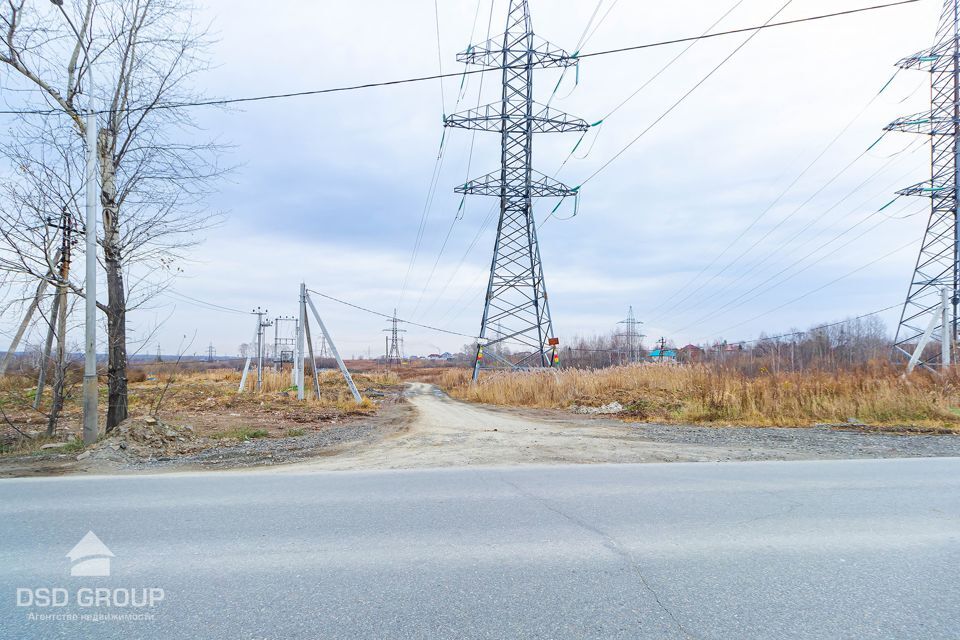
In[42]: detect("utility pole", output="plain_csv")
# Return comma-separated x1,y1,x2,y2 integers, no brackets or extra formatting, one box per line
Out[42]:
82,70,99,446
890,0,960,371
155,345,162,363
444,0,589,380
251,307,271,391
656,337,668,363
616,306,645,364
304,292,362,403
43,206,76,433
0,274,53,376
383,309,406,366
296,284,307,400
207,343,216,363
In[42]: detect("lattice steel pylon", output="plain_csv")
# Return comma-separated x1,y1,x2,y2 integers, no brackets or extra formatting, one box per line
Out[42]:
445,0,589,381
889,0,960,368
383,309,406,366
616,306,645,365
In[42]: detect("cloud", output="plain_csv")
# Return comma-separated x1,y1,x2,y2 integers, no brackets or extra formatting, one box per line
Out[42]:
0,0,943,355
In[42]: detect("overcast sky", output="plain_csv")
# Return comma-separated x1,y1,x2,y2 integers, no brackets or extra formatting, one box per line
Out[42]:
0,0,945,357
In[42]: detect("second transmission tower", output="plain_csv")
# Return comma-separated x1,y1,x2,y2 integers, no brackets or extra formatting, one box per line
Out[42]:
616,306,645,365
445,0,588,381
890,0,960,369
384,309,406,366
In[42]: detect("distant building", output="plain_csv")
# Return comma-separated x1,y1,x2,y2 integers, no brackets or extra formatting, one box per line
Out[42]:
648,348,678,363
678,344,705,363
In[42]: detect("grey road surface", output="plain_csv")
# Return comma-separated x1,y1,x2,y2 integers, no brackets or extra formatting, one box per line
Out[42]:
1,459,959,639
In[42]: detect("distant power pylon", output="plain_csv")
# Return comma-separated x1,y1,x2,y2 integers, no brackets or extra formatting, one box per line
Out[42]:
207,343,216,363
383,309,406,366
616,306,645,364
445,0,589,381
890,0,959,369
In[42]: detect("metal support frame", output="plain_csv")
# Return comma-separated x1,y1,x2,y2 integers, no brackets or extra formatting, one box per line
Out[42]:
272,315,298,372
444,0,588,381
891,0,960,370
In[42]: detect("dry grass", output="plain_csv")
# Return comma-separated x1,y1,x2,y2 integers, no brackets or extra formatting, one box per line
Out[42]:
129,367,401,419
0,366,402,455
436,363,960,430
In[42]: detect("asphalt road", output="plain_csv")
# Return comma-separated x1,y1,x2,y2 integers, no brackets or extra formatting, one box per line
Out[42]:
2,459,958,639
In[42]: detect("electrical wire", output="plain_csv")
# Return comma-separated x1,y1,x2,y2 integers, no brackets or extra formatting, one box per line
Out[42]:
705,238,917,339
417,201,498,323
719,304,902,347
550,0,746,184
163,289,248,315
576,0,796,189
0,0,921,117
659,136,926,324
648,68,912,320
306,288,478,339
398,0,492,311
408,0,496,319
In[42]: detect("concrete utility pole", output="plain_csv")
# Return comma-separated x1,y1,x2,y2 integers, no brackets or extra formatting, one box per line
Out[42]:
656,337,668,363
296,284,306,401
82,79,99,446
944,287,953,367
304,293,362,403
251,307,271,392
238,316,261,393
0,274,53,376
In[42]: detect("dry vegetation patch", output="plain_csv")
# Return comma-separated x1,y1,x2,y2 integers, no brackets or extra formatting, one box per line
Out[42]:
0,365,402,459
435,364,960,430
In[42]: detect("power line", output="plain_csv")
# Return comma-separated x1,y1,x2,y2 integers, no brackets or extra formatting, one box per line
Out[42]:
705,238,917,339
306,288,478,339
0,0,921,117
646,71,913,320
550,0,746,186
163,289,248,315
720,304,902,347
407,0,497,318
661,137,926,327
577,0,796,188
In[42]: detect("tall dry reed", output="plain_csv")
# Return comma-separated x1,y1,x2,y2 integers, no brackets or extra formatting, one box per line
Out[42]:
437,364,960,428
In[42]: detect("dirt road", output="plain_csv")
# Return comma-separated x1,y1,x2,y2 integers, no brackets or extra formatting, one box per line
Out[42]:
281,383,960,472
283,383,738,471
8,383,958,477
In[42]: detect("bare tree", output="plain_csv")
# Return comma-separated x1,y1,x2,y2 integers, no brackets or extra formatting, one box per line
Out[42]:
0,0,226,432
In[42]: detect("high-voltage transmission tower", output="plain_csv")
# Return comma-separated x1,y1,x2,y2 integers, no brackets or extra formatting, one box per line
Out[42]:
889,0,960,369
444,0,589,381
383,309,406,366
616,306,645,364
